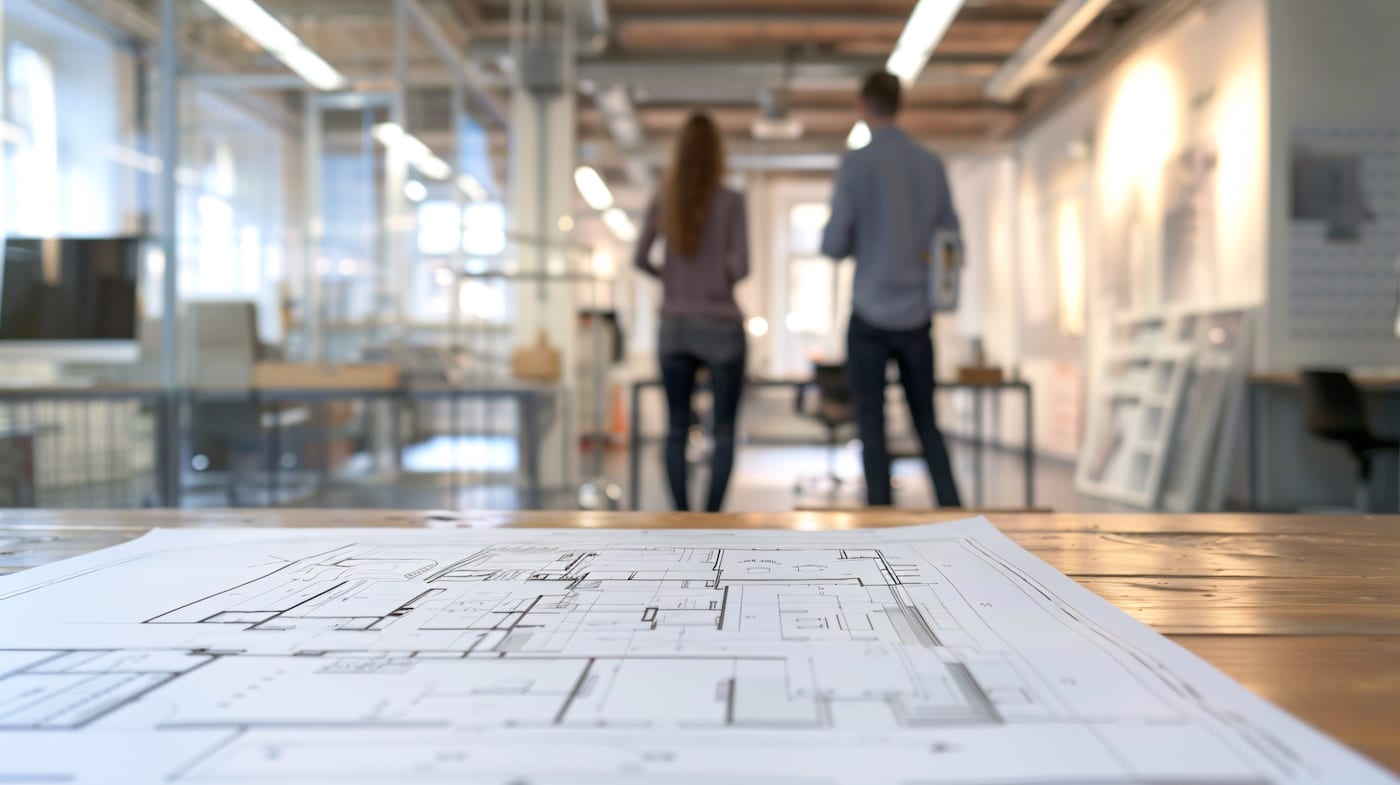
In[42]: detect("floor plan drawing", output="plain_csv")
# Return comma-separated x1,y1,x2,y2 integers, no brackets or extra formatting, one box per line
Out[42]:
0,519,1393,784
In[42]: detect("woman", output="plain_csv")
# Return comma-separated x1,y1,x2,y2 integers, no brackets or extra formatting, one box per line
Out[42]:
633,112,749,512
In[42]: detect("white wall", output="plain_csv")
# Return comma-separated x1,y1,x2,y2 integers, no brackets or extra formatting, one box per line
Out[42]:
955,0,1269,459
1263,0,1400,370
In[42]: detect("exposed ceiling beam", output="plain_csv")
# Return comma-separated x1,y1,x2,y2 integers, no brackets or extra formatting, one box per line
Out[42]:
607,7,1051,23
443,0,485,28
584,136,1011,175
984,0,1116,101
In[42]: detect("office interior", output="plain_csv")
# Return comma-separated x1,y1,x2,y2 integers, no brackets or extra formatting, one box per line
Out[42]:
0,0,1396,517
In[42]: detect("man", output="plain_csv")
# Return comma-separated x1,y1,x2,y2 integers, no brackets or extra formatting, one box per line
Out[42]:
821,70,963,508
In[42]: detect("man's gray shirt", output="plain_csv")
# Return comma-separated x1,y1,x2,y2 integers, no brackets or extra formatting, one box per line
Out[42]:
821,126,960,331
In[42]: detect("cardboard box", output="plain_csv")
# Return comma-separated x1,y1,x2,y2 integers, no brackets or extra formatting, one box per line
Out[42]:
511,331,561,383
956,366,1005,386
252,363,401,391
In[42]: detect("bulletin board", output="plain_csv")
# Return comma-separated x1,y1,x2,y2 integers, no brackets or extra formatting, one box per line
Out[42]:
1288,127,1400,344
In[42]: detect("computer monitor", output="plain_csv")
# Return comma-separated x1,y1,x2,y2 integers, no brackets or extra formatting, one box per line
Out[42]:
0,236,142,362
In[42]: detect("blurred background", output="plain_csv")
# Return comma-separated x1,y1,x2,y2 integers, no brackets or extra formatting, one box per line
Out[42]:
0,0,1394,513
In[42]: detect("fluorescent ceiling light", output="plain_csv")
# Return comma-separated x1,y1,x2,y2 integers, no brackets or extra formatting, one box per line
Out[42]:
886,0,966,86
457,174,490,202
752,116,805,142
610,116,643,148
416,155,452,181
602,207,637,242
846,121,872,150
372,122,404,146
202,0,299,52
984,0,1115,101
373,123,452,181
276,45,347,92
201,0,346,91
573,166,615,211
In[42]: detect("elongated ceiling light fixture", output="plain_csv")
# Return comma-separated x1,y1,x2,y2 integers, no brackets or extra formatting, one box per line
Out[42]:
848,0,966,149
373,123,452,181
573,166,615,211
886,0,966,86
602,207,637,242
201,0,347,91
984,0,1116,101
457,174,490,202
575,166,635,242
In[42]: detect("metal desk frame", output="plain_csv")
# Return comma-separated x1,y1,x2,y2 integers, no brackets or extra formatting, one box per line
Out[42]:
628,378,1034,511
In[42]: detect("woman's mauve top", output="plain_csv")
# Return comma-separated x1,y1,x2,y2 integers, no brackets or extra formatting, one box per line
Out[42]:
632,186,749,322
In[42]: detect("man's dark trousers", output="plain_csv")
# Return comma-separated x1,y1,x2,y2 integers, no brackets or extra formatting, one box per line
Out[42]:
846,313,963,508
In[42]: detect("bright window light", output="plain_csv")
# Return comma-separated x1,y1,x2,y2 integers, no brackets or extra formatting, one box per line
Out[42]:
404,180,428,202
602,207,637,242
417,201,461,256
886,0,966,86
201,0,346,91
463,201,507,257
846,121,872,150
574,166,615,211
591,249,616,278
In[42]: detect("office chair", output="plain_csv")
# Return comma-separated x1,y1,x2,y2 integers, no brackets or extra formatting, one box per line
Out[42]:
1300,370,1399,511
794,363,856,493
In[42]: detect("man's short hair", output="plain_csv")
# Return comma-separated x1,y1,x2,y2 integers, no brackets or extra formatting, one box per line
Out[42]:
861,71,902,118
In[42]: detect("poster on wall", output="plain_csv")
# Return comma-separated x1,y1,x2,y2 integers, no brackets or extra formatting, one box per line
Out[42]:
1161,143,1219,304
1288,128,1400,343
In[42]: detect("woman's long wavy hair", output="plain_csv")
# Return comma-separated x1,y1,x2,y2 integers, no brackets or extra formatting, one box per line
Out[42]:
664,112,725,257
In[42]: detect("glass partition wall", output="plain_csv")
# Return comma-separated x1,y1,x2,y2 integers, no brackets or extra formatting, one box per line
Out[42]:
0,0,591,510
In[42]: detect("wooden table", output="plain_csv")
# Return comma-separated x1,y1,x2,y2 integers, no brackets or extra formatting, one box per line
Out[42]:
1,510,1397,774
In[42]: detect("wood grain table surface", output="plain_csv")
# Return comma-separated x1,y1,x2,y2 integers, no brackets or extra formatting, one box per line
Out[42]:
1,509,1397,774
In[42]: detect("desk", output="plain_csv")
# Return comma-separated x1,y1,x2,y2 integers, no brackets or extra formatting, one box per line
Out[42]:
628,378,1034,511
1247,373,1400,511
1,510,1395,773
0,384,562,508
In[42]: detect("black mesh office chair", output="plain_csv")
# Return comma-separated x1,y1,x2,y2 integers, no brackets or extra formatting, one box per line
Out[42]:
794,363,855,492
1300,370,1399,510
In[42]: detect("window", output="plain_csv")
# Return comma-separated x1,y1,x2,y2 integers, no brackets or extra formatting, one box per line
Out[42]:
5,40,59,237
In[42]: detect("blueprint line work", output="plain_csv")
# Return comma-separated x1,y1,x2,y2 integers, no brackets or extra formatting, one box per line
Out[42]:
0,519,1393,784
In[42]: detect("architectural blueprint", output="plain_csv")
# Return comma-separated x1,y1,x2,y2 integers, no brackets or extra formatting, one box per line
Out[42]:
0,519,1393,784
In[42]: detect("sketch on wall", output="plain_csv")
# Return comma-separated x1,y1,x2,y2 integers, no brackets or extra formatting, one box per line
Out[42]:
1162,143,1219,304
1288,128,1400,344
1097,188,1155,314
1292,145,1376,241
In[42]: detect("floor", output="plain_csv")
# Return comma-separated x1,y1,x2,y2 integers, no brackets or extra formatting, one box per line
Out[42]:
201,437,1126,514
33,434,1126,514
626,438,1129,514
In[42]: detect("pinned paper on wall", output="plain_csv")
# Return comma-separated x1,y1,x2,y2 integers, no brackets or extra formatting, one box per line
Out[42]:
1289,127,1400,342
1162,142,1220,305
